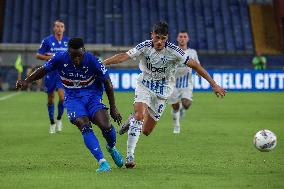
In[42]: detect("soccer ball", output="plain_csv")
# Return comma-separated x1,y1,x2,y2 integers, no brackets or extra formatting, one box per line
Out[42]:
253,129,277,152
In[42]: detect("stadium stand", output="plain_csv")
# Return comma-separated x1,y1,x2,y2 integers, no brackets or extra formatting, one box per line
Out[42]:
1,0,258,54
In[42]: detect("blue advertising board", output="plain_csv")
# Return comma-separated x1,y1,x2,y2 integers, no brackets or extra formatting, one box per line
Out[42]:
108,69,284,92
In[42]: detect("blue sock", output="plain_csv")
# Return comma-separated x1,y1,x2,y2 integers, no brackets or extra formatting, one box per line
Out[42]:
102,125,116,148
81,123,104,162
47,103,55,124
57,101,64,120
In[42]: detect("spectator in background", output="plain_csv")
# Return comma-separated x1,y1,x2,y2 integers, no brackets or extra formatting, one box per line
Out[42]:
252,51,267,70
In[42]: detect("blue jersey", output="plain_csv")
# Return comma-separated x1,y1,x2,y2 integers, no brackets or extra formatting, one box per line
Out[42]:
38,34,69,56
43,51,109,97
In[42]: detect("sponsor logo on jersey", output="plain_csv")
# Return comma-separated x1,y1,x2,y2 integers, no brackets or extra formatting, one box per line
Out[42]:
50,47,68,52
146,62,167,73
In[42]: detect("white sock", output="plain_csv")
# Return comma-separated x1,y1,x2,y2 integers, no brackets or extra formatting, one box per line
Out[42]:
99,158,106,164
172,110,180,127
127,119,143,158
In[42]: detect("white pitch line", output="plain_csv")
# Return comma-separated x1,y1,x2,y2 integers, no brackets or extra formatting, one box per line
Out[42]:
0,92,21,101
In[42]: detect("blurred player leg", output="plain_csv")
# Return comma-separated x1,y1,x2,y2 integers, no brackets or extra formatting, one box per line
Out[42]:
171,103,181,134
179,102,185,119
56,82,64,132
168,89,181,133
47,92,56,134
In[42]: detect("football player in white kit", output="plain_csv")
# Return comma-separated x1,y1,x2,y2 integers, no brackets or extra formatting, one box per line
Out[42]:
103,22,226,168
168,31,199,134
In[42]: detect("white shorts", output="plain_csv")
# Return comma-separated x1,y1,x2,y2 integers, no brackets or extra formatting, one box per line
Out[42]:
134,84,167,121
167,87,193,104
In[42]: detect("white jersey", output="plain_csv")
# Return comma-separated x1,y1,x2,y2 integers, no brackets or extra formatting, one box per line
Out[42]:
127,40,192,99
174,48,199,90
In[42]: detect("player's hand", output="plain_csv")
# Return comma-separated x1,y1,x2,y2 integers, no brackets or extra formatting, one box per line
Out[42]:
110,106,122,125
16,80,28,90
212,84,227,98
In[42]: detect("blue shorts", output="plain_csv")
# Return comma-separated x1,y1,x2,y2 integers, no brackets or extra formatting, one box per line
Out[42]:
64,91,107,123
44,71,64,94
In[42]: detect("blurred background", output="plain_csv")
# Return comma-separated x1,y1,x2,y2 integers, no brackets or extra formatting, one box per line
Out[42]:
0,0,283,91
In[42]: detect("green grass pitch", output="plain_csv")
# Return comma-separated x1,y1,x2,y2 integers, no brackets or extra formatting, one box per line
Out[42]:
0,91,283,189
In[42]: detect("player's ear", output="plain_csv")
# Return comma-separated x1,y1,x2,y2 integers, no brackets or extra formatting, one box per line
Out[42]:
150,32,154,39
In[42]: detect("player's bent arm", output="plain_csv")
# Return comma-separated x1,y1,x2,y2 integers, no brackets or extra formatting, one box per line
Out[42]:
103,77,117,108
16,67,47,89
25,66,47,83
103,77,122,125
187,59,217,87
103,53,130,65
35,53,52,61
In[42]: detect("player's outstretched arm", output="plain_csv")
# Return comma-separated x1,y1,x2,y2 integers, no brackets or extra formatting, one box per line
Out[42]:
16,66,46,90
187,59,227,98
103,77,122,125
103,53,130,65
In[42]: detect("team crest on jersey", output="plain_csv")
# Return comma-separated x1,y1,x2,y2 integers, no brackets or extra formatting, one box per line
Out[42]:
52,42,55,46
161,56,168,64
64,41,68,46
83,66,89,73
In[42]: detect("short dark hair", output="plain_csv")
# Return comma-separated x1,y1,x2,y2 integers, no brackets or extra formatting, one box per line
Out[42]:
68,38,84,49
178,30,188,34
152,21,168,35
53,19,65,26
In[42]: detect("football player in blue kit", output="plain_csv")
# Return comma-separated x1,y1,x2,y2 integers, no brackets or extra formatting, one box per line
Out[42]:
36,20,69,134
16,38,123,173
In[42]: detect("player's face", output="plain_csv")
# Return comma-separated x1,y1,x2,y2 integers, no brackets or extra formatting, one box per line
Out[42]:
53,21,65,36
68,48,85,66
177,33,189,46
151,32,168,51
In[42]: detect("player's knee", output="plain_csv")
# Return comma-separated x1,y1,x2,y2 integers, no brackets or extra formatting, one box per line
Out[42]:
80,122,93,134
142,128,151,136
182,100,192,110
172,103,180,111
134,112,144,121
74,117,92,133
98,122,112,131
47,95,54,104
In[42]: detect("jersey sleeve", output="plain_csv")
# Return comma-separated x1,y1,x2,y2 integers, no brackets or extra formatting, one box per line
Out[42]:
91,55,110,81
43,53,60,72
37,39,50,55
126,41,149,59
192,50,200,64
176,49,191,66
